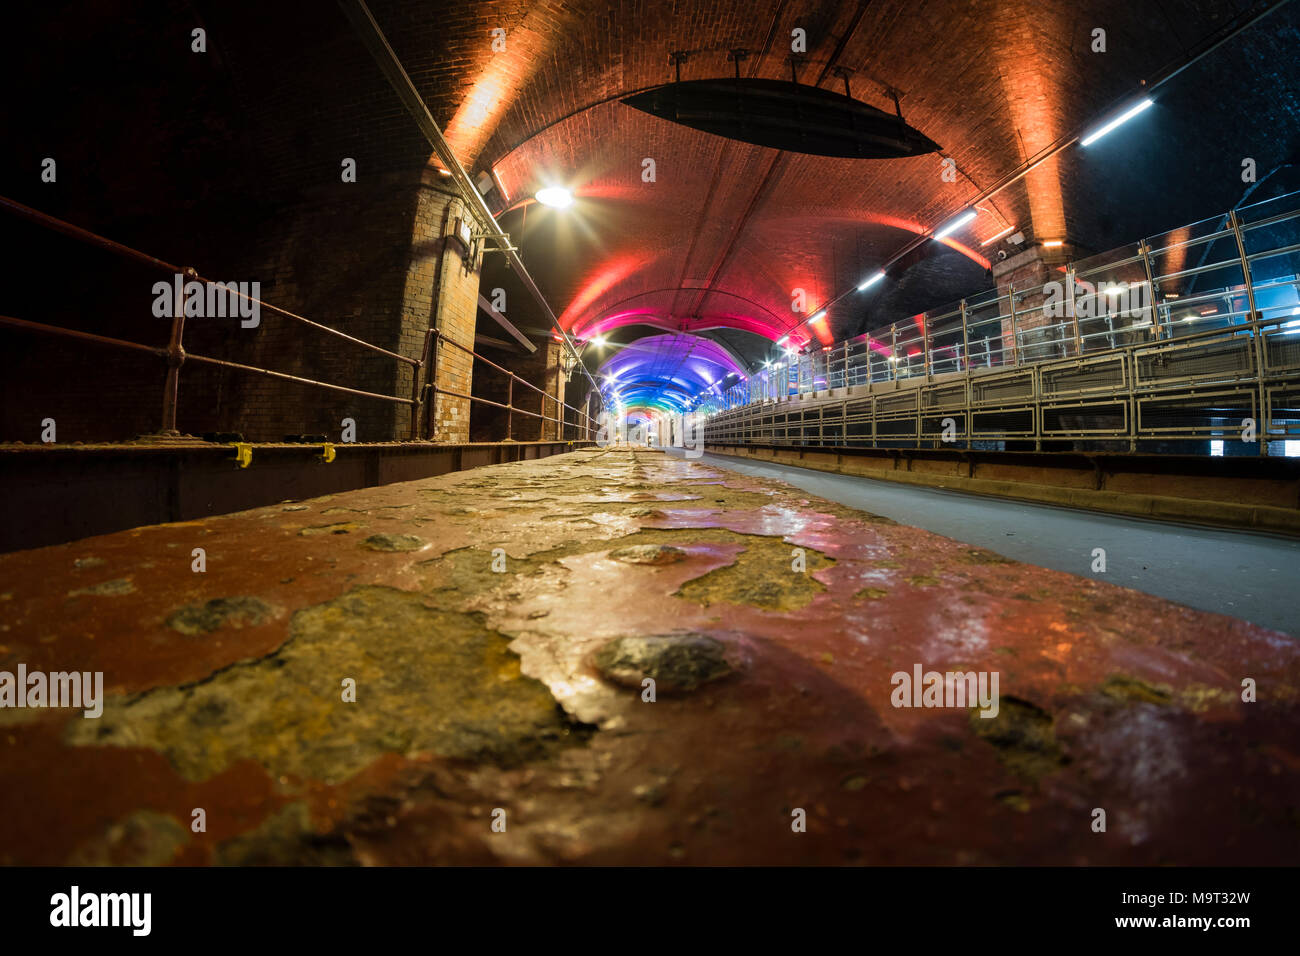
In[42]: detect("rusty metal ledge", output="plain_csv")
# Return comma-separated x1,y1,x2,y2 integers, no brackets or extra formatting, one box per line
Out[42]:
1,446,1296,866
0,440,592,554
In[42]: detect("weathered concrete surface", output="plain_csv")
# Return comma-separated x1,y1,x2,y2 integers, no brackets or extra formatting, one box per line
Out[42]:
0,447,1296,865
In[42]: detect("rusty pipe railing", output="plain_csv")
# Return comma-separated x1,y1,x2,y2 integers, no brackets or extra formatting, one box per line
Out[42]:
0,194,420,438
0,197,419,369
0,195,593,445
427,330,597,442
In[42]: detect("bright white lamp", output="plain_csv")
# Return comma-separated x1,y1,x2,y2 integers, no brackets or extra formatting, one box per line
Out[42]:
535,187,574,209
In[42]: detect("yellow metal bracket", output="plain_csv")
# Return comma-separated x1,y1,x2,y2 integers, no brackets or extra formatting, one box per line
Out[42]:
319,442,336,464
230,442,253,469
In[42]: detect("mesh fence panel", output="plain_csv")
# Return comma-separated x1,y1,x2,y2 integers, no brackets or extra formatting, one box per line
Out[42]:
971,408,1035,436
1267,387,1300,434
923,382,968,408
972,371,1034,404
1137,391,1255,435
1040,356,1126,396
1135,336,1255,386
1042,401,1127,435
1264,331,1300,374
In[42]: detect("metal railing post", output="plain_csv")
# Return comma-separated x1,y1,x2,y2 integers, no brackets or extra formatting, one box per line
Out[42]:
1066,266,1083,356
159,266,194,436
921,312,931,381
427,328,442,440
409,326,434,440
959,298,969,374
506,376,514,440
1228,208,1267,456
1007,281,1020,366
1138,240,1161,341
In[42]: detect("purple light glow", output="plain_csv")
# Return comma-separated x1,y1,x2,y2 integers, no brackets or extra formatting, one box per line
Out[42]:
596,333,747,411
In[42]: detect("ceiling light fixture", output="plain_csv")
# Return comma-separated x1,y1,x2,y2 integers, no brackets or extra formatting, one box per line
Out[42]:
535,186,574,209
857,271,886,291
933,210,977,240
1080,98,1154,147
980,225,1016,246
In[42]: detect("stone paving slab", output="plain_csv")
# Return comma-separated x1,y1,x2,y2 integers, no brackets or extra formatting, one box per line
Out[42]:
0,447,1296,865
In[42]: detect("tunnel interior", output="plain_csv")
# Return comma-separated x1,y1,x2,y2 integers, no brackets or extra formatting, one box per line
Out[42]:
1,0,1299,890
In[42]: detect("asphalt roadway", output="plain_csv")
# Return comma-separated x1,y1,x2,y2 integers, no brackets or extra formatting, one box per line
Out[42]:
680,449,1300,635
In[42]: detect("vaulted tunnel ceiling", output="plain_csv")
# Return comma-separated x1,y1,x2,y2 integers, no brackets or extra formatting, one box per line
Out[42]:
370,0,1298,413
595,332,748,412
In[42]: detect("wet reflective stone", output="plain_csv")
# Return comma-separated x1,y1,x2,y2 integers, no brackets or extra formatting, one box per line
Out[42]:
608,544,686,565
593,633,733,693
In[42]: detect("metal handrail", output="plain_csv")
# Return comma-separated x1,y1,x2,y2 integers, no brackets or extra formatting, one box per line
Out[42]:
429,331,597,442
0,194,595,443
724,189,1300,416
0,196,416,367
706,313,1298,451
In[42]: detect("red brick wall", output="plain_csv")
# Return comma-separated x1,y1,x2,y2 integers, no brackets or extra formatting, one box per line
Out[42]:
0,0,436,444
539,341,566,440
992,245,1072,361
182,178,425,443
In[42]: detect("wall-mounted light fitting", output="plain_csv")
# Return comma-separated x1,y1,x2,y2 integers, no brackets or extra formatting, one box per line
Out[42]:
980,225,1016,247
934,210,977,240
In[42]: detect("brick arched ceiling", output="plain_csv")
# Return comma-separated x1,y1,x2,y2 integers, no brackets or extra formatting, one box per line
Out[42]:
369,0,1298,409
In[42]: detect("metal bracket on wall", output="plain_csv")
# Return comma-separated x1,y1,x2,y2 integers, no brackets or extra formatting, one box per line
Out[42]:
319,443,336,464
472,231,517,253
470,232,516,272
230,443,253,469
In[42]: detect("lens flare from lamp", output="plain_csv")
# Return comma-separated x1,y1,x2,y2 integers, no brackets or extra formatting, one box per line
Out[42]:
535,187,574,209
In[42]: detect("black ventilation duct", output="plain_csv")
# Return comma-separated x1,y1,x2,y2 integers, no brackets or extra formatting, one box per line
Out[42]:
622,78,941,159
